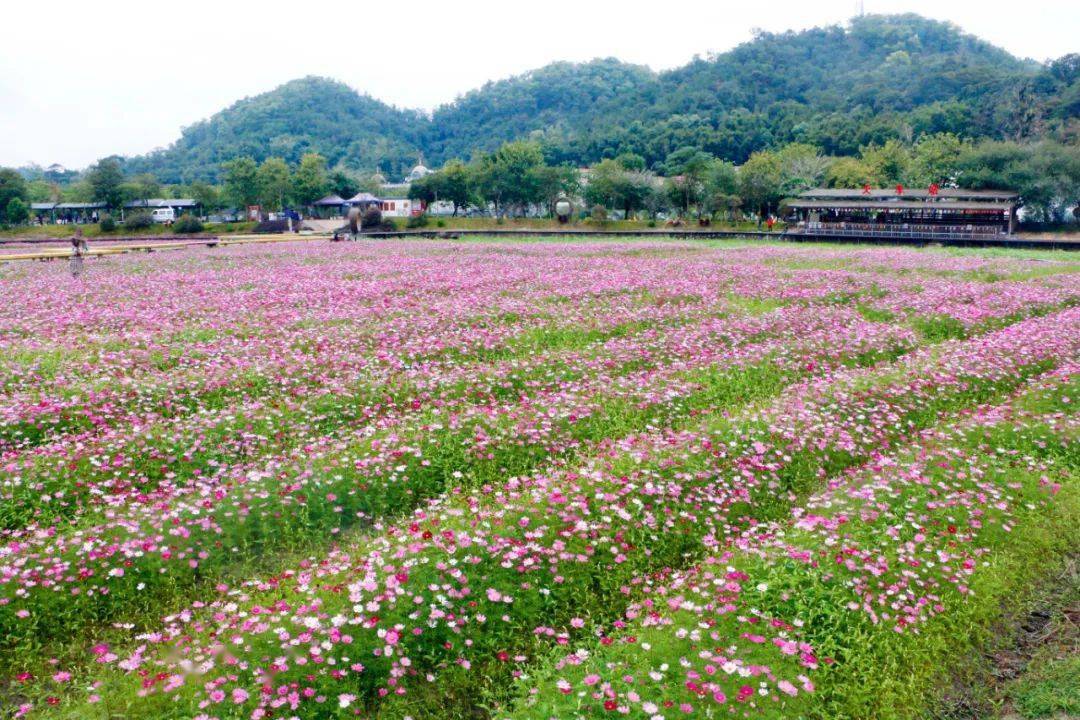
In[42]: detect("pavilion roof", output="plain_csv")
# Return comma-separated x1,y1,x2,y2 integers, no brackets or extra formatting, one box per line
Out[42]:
124,198,198,209
347,192,381,203
785,199,1015,211
798,188,1018,201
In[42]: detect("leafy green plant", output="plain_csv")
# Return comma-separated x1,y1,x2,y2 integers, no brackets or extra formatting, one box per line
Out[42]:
123,211,153,230
172,214,204,233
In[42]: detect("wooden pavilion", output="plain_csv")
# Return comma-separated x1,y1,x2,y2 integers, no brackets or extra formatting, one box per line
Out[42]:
783,187,1019,240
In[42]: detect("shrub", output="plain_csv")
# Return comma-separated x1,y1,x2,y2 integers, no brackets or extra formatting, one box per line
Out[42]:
124,212,153,230
252,219,289,234
98,215,117,232
173,215,204,234
406,213,429,229
361,206,383,229
436,219,446,228
3,197,29,225
590,205,608,223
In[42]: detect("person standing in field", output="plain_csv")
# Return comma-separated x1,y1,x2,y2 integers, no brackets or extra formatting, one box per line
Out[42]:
69,229,89,277
347,206,362,241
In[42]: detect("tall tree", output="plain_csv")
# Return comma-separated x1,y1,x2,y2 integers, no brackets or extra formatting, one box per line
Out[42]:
860,140,912,185
86,157,125,210
826,157,876,188
663,147,712,215
703,160,740,219
909,133,967,186
328,169,360,199
187,181,221,212
222,157,260,208
0,168,29,224
471,141,546,216
436,160,472,215
291,153,329,207
256,158,292,211
738,150,783,220
531,164,580,216
777,143,829,195
4,197,29,225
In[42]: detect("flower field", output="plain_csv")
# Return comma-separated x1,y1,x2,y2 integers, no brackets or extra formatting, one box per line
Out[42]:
0,238,1077,720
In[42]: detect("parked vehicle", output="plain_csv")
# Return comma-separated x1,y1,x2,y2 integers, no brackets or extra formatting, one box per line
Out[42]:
151,207,176,224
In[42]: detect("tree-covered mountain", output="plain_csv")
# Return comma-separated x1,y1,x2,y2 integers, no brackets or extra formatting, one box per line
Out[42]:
120,14,1077,183
124,77,428,183
490,14,1045,167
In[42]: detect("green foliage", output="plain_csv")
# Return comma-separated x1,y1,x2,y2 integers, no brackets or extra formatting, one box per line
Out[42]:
530,164,580,216
290,153,329,207
360,206,383,229
328,169,360,199
416,159,471,215
470,141,546,215
957,140,1080,222
256,157,291,211
1009,656,1080,718
777,143,829,194
121,173,161,203
861,138,913,185
85,157,125,209
222,157,260,208
186,181,220,212
908,132,967,185
3,197,29,225
98,215,117,232
0,168,30,224
739,150,784,217
405,213,429,229
172,215,204,233
123,77,427,183
826,156,875,188
123,211,153,230
26,179,56,203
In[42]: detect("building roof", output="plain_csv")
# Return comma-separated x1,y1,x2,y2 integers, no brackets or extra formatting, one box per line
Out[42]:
785,199,1015,211
799,188,1018,201
31,203,56,210
347,192,381,204
124,198,198,209
56,202,108,209
313,194,346,206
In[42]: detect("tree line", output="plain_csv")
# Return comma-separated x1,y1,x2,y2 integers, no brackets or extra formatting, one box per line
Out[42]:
406,136,1080,224
3,134,1078,228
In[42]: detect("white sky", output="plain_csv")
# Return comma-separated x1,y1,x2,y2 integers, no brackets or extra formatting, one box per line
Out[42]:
1,0,1077,169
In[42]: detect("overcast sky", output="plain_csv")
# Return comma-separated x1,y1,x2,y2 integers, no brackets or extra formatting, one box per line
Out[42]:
1,0,1077,170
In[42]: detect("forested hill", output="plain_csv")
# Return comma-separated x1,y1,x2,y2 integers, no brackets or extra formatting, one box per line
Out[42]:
124,14,1077,183
126,78,429,183
431,14,1040,165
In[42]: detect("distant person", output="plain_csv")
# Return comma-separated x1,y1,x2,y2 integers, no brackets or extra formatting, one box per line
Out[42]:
347,206,361,241
69,229,88,278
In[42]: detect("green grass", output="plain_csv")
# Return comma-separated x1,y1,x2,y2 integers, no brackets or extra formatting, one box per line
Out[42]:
1009,656,1080,718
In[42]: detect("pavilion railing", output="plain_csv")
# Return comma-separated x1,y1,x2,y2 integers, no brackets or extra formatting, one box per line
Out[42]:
791,223,1008,241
